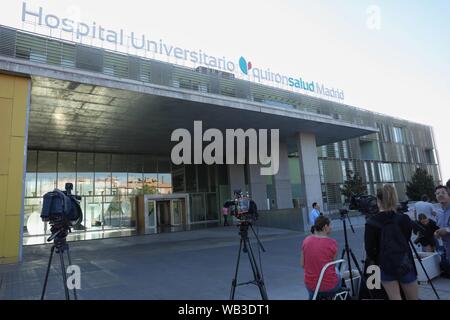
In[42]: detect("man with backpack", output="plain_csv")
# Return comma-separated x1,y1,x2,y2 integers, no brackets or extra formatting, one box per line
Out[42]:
364,184,418,300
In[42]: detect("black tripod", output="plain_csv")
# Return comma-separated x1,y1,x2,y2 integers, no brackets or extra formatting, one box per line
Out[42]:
230,221,268,300
41,226,78,300
408,239,440,299
339,210,366,298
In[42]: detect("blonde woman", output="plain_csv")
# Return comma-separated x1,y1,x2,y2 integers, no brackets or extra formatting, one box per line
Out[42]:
364,184,418,300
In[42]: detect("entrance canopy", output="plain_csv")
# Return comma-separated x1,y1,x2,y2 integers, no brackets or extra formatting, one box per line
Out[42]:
27,73,376,155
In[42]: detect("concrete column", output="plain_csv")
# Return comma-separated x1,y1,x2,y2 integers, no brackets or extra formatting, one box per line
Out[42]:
297,133,323,231
227,164,246,196
248,164,268,210
273,142,293,209
0,73,30,264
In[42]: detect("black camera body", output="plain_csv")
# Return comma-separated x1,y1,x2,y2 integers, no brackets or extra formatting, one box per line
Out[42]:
223,190,258,222
349,193,379,215
41,183,83,228
397,200,409,213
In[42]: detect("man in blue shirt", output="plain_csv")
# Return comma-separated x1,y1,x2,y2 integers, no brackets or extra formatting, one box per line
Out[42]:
309,202,321,227
434,185,450,262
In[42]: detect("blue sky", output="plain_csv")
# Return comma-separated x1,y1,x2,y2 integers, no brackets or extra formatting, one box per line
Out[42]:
2,0,450,179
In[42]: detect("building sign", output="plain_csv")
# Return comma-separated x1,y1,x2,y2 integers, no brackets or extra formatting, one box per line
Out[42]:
19,2,344,101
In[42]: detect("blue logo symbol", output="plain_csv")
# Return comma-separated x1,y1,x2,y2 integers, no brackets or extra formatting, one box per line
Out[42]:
239,56,252,75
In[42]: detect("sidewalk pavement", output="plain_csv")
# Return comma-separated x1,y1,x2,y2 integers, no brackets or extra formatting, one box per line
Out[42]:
1,220,449,300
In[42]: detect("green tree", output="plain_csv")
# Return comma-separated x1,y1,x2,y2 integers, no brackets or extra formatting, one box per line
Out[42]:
406,168,436,201
340,170,367,202
142,184,157,195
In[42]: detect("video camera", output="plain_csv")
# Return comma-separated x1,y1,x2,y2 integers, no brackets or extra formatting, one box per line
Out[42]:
348,193,379,215
397,200,409,213
41,183,83,239
223,189,258,222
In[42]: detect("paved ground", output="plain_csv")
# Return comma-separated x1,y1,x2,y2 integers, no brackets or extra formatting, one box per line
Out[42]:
1,217,449,300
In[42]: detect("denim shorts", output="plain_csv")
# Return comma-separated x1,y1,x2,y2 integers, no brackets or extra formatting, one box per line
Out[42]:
380,270,417,284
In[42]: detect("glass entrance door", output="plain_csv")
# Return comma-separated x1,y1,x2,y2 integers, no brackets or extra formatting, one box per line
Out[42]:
145,200,157,233
171,199,183,226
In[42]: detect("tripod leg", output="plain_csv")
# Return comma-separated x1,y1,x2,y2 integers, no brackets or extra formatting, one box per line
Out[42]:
58,249,70,300
249,224,266,252
409,241,440,300
345,248,355,296
66,246,78,300
349,249,363,277
230,239,244,300
245,238,268,300
340,249,345,267
41,245,55,300
348,248,369,299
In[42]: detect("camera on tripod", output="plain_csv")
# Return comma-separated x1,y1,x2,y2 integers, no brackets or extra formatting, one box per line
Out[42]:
41,182,83,240
223,189,258,222
40,182,82,300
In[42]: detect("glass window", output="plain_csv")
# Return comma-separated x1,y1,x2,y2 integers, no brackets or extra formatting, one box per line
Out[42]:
128,155,143,195
157,160,172,194
172,166,185,193
289,156,301,198
243,164,249,186
95,153,111,196
217,164,228,185
36,151,57,196
425,149,435,164
266,175,276,209
76,153,94,196
209,166,216,192
103,194,127,229
342,141,349,159
128,172,144,195
378,163,394,182
190,194,205,222
321,145,327,158
364,162,370,182
371,162,378,182
393,127,404,144
25,151,38,197
57,152,77,190
349,161,354,173
341,161,346,181
86,196,105,230
206,193,218,220
198,164,208,192
143,156,158,194
319,160,325,183
186,165,196,192
27,150,38,172
111,154,127,196
24,198,45,236
25,172,37,198
334,143,340,159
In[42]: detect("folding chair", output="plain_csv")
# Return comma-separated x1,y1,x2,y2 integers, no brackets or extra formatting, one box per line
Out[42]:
312,259,350,300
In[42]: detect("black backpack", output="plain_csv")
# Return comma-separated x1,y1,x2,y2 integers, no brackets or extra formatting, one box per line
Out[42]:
368,213,414,278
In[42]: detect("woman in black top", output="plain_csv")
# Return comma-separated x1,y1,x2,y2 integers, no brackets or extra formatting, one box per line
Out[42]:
364,184,418,300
